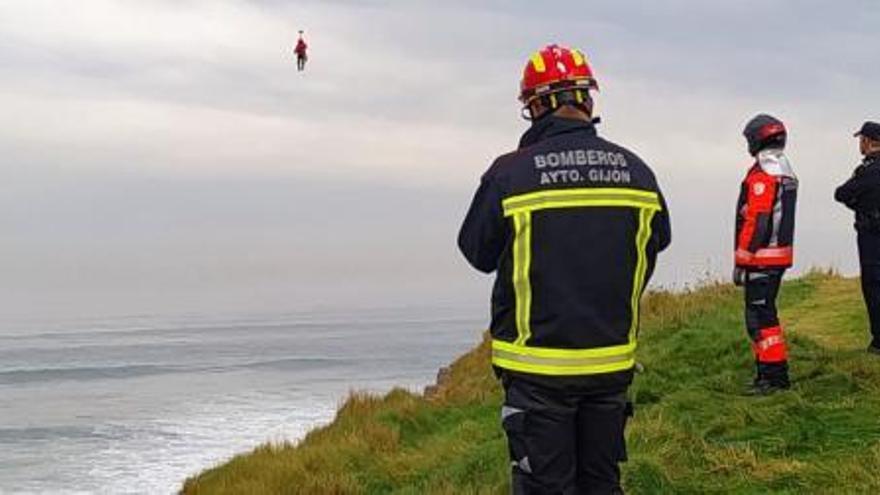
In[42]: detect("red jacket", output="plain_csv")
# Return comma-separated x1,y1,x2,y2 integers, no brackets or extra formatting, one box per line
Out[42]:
295,39,308,55
735,149,798,269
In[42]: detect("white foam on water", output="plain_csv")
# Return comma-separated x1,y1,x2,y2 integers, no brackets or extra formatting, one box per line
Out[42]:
0,308,483,494
24,396,337,495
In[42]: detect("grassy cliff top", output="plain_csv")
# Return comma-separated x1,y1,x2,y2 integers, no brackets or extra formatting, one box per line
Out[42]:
182,272,880,494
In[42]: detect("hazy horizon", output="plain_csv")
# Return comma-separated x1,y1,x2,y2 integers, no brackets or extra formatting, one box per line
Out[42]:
3,1,879,322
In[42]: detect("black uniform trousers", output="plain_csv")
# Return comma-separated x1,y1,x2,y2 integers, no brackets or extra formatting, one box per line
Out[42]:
501,376,629,495
744,269,789,382
858,231,880,346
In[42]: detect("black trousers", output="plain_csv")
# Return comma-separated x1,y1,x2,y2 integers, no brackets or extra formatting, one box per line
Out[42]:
858,232,880,345
744,269,789,382
501,376,629,495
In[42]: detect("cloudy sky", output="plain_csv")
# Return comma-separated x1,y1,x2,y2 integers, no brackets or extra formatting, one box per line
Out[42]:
1,0,878,323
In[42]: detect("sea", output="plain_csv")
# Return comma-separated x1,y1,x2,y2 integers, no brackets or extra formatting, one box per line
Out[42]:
0,306,484,494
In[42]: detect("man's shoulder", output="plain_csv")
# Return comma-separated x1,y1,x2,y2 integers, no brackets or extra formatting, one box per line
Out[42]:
592,135,651,167
483,132,660,190
483,148,528,179
590,136,659,186
852,163,880,191
519,133,652,166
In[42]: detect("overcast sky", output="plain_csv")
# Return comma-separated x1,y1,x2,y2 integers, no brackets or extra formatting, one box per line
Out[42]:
1,0,878,324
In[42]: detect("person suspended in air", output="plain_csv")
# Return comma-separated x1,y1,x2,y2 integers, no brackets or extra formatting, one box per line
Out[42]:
295,30,308,72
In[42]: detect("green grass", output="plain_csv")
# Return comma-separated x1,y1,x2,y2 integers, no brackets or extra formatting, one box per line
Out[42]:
181,271,880,494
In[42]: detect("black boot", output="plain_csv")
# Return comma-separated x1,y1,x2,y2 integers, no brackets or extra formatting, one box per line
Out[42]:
749,362,790,395
750,377,790,395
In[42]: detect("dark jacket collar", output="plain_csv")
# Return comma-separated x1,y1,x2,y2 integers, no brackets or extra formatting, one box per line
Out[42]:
518,116,597,149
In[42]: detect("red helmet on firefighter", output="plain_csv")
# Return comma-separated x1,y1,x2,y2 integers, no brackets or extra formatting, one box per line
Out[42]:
743,114,787,156
519,44,599,120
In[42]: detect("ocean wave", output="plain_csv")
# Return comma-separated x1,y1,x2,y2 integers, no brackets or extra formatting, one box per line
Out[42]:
232,356,351,371
0,364,180,385
0,356,356,385
0,425,118,442
0,315,483,343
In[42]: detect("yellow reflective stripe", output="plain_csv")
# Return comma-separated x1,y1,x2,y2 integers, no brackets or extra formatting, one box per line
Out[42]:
491,343,636,375
571,49,585,67
493,338,635,358
530,52,546,73
491,342,636,376
495,188,659,376
493,349,632,367
505,188,659,206
502,188,661,217
628,208,656,342
492,358,636,376
506,198,658,216
512,213,533,345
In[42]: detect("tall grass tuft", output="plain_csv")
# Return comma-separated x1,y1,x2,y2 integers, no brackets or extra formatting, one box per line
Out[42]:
182,273,880,494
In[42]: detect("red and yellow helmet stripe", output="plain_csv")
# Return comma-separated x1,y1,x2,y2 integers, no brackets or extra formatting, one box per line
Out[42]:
520,44,598,104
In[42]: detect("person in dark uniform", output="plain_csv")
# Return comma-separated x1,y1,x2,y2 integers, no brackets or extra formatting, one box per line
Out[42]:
834,121,880,354
458,44,671,494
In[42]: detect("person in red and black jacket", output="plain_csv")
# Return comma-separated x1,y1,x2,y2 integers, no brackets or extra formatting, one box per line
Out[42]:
733,114,798,394
294,31,308,72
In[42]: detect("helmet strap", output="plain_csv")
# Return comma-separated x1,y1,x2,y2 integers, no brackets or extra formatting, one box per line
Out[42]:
523,89,593,121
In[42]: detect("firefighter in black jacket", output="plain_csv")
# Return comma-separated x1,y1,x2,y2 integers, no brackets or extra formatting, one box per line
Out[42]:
458,44,671,494
835,121,880,354
734,114,798,394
